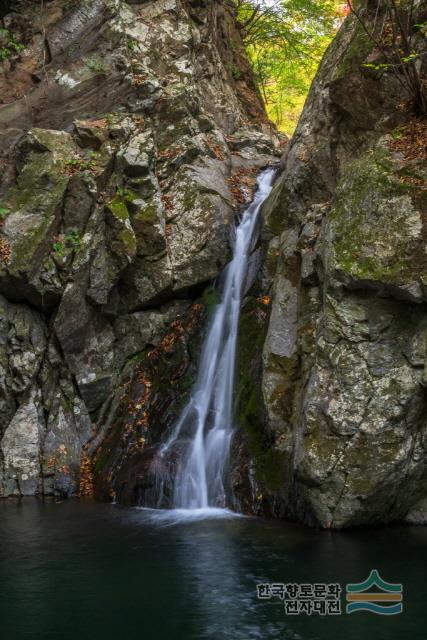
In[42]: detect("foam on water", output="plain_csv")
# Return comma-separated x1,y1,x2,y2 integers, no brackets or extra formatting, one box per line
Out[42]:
138,507,245,526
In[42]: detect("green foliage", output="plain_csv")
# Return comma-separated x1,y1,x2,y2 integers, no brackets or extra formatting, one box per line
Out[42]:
116,186,137,201
126,38,139,52
0,29,24,61
65,229,81,249
53,241,64,256
52,230,81,258
226,62,243,80
64,157,95,172
362,51,420,73
0,207,10,219
414,21,427,34
234,0,346,134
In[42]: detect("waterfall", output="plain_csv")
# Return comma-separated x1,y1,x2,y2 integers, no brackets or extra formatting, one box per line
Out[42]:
152,167,276,515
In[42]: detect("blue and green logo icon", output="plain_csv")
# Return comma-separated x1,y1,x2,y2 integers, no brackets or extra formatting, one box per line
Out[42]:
346,570,403,615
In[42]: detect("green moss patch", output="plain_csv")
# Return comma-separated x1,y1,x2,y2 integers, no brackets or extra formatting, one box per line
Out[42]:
235,297,284,491
333,18,373,79
329,143,426,286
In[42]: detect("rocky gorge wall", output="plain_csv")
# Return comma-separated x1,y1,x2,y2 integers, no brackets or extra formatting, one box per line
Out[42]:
0,0,279,499
258,3,427,528
1,0,425,531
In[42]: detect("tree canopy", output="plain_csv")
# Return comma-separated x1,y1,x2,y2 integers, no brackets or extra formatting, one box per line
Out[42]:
234,0,348,134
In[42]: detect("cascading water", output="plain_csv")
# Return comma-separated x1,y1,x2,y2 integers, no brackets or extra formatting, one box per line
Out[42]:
150,167,276,518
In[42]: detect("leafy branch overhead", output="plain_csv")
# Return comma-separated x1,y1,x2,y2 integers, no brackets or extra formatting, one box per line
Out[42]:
233,0,347,133
233,0,426,131
347,0,426,115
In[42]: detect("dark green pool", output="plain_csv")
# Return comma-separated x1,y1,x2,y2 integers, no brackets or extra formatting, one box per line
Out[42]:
0,499,425,639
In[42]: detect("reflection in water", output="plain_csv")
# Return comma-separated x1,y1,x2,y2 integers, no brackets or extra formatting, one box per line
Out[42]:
0,500,426,640
172,517,292,640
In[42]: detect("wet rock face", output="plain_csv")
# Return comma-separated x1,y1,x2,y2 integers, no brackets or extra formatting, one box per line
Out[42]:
0,0,279,498
261,6,427,527
93,301,205,505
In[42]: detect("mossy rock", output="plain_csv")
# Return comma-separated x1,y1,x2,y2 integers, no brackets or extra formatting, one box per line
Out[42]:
2,146,71,276
332,17,373,80
117,228,137,258
134,202,158,223
107,189,138,222
130,198,166,257
107,195,130,222
235,296,284,492
1,128,112,288
328,140,427,298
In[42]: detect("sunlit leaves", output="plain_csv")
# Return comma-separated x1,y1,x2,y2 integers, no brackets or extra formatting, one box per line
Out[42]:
235,0,345,133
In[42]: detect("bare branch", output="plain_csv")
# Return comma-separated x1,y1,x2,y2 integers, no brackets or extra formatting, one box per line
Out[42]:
239,4,262,31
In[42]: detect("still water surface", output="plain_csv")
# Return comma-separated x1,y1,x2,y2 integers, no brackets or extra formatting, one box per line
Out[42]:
0,499,425,639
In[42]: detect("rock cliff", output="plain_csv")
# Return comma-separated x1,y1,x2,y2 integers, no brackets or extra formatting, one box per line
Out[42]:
259,3,427,527
0,0,279,498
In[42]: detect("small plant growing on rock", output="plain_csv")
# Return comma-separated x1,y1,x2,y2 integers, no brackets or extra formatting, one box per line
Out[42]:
53,241,64,257
52,230,81,259
115,186,137,203
126,38,139,52
63,156,96,175
65,229,81,249
116,186,129,198
0,29,24,61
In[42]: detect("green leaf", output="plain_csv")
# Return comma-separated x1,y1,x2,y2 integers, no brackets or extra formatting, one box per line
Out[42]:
53,242,64,256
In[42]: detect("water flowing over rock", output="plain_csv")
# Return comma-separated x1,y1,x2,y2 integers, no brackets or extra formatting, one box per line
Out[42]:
151,168,275,512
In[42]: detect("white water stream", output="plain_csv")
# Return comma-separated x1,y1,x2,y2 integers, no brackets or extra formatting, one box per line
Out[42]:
151,168,275,520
